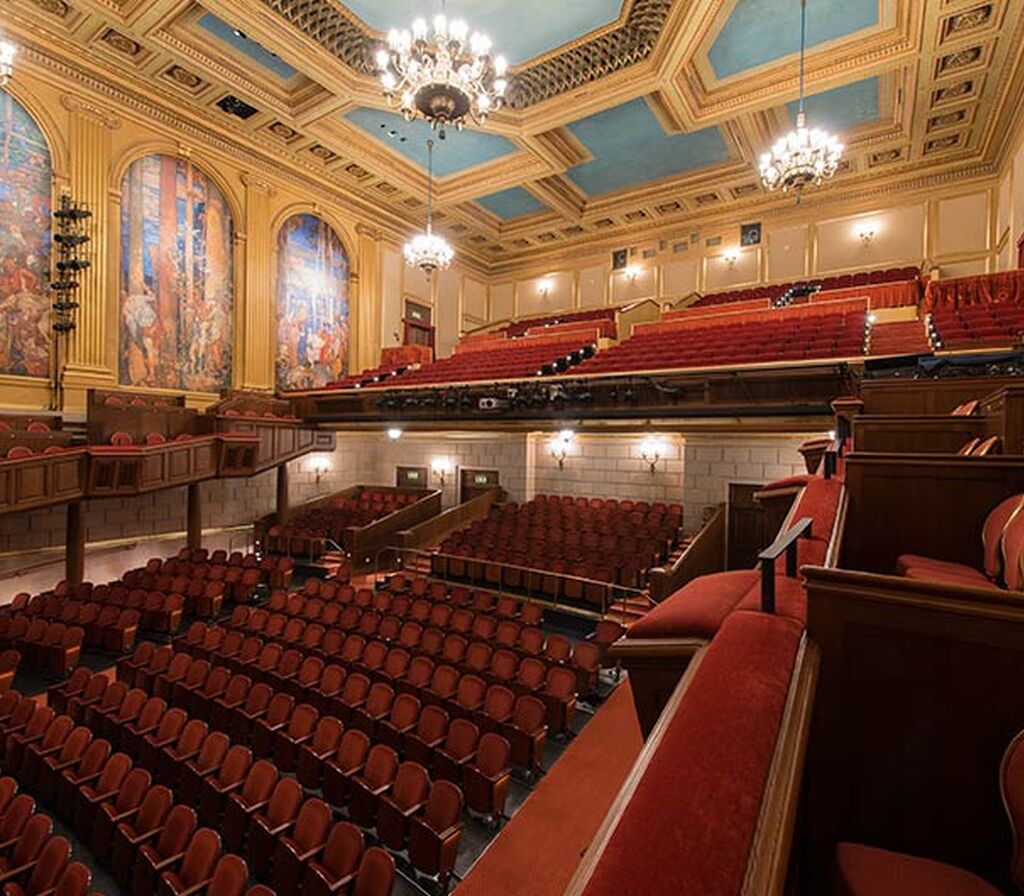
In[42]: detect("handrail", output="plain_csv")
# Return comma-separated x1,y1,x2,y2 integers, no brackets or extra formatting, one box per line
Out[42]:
758,516,813,613
823,435,846,479
648,504,725,602
377,546,648,617
390,488,500,553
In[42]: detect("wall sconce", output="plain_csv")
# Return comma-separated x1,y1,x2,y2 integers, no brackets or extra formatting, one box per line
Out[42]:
387,427,403,441
856,222,878,246
723,248,740,269
431,457,453,488
309,455,331,485
639,436,666,473
624,265,641,283
549,429,575,470
538,278,552,298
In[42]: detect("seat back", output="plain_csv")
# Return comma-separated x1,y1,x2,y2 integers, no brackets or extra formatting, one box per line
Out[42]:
1003,503,1024,591
136,697,167,731
287,703,319,738
156,805,198,859
311,717,343,753
292,798,332,851
442,718,479,760
513,695,547,734
39,714,74,751
114,767,152,813
207,853,248,896
363,745,399,789
546,665,576,698
982,494,1024,579
23,705,55,740
25,831,69,889
178,828,222,887
12,814,53,867
352,846,395,896
425,779,464,830
391,761,430,810
335,730,370,772
476,732,511,776
95,752,132,792
175,719,209,755
53,861,91,896
0,795,35,841
389,693,421,729
218,745,253,787
265,778,303,826
135,785,174,835
74,738,112,780
415,705,449,742
196,732,230,771
243,683,273,715
239,760,278,805
265,693,295,726
322,821,364,879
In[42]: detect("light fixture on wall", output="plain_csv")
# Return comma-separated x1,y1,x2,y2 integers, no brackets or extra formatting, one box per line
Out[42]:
387,427,404,441
549,429,574,470
624,265,641,283
404,139,454,275
375,3,508,136
0,32,15,86
758,0,843,202
639,436,666,473
722,248,740,269
308,454,332,485
431,456,453,487
856,223,877,246
538,278,552,298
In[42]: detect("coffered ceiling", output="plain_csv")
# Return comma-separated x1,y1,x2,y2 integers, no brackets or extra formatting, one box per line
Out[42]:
4,0,1024,270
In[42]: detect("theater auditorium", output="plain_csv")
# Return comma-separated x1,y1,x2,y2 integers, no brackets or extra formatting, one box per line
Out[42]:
0,0,1022,893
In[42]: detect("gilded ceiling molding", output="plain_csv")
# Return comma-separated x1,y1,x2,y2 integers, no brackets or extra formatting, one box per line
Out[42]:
256,0,673,109
60,94,122,129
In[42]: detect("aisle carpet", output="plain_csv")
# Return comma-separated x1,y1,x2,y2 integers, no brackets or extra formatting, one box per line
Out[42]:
454,680,642,896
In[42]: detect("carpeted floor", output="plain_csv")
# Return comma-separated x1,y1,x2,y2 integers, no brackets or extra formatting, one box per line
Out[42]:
453,680,642,896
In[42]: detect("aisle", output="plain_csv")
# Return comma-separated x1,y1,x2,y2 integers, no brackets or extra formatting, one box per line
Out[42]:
454,680,642,896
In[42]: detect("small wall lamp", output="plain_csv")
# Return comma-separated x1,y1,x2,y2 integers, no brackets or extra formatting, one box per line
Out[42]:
431,456,453,487
549,429,575,470
856,222,877,246
309,455,331,485
639,436,666,473
723,248,740,268
624,265,641,283
538,278,552,298
387,427,403,441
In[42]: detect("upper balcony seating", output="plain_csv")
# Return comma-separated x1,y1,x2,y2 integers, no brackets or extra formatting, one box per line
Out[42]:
436,496,683,595
867,318,932,356
502,308,616,339
895,493,1024,590
692,266,920,309
325,364,412,391
577,306,867,376
930,300,1024,350
364,336,595,388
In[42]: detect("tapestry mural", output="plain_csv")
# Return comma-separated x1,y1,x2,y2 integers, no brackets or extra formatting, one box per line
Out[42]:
275,213,349,391
0,90,52,378
119,153,233,391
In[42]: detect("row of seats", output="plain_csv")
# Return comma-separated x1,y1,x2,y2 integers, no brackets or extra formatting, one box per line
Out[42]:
169,615,585,736
0,767,99,895
120,548,292,594
896,493,1024,591
7,593,182,638
929,299,1024,349
957,435,1001,456
0,421,55,433
0,618,82,675
578,308,867,375
75,652,497,893
502,307,617,339
325,363,412,390
0,689,329,896
361,337,594,388
692,267,920,309
263,491,421,559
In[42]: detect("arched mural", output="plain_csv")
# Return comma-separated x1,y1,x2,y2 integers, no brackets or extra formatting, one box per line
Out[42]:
0,90,52,379
119,153,233,391
275,214,349,391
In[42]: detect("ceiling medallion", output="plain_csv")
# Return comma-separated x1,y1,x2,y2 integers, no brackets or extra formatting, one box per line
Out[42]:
376,2,508,136
0,30,16,86
404,139,453,275
759,0,843,202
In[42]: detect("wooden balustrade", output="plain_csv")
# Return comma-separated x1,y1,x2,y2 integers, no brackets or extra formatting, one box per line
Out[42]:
647,504,725,603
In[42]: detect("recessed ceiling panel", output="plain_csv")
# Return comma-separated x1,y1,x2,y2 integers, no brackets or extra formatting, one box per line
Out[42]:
477,186,548,220
196,12,298,79
344,107,517,176
340,0,624,65
785,76,881,134
566,98,730,197
708,0,878,80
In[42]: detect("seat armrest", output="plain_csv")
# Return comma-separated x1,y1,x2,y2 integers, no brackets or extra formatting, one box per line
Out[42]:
0,859,40,885
264,819,296,837
34,743,68,758
151,850,186,872
70,769,103,787
170,877,214,896
122,826,163,847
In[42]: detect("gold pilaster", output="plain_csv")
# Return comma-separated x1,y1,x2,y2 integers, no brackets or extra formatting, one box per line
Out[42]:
240,173,275,391
354,224,381,372
60,96,119,411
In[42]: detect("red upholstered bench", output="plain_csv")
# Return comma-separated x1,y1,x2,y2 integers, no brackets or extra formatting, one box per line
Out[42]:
896,493,1024,590
573,610,809,896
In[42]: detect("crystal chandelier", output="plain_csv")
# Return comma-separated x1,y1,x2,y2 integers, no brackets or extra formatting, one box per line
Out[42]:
375,2,508,135
405,139,454,275
759,0,843,201
0,32,15,86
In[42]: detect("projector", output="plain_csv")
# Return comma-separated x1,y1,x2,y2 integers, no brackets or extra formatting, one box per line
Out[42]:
478,397,509,411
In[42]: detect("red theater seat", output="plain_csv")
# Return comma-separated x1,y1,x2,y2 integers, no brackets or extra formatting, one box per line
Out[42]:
301,821,364,896
832,843,1002,896
271,798,332,896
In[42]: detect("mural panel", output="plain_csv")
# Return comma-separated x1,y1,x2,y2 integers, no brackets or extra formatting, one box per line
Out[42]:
0,90,52,378
119,154,233,391
276,213,349,391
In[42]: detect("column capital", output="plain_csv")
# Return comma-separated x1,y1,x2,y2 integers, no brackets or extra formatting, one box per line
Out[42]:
60,95,121,129
241,172,275,196
356,223,382,240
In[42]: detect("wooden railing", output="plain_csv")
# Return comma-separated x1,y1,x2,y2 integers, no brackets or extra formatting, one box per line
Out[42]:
647,504,725,602
389,488,501,553
345,490,443,567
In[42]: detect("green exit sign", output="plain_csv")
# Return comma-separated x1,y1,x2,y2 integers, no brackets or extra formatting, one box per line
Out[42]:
474,474,489,485
407,471,420,481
